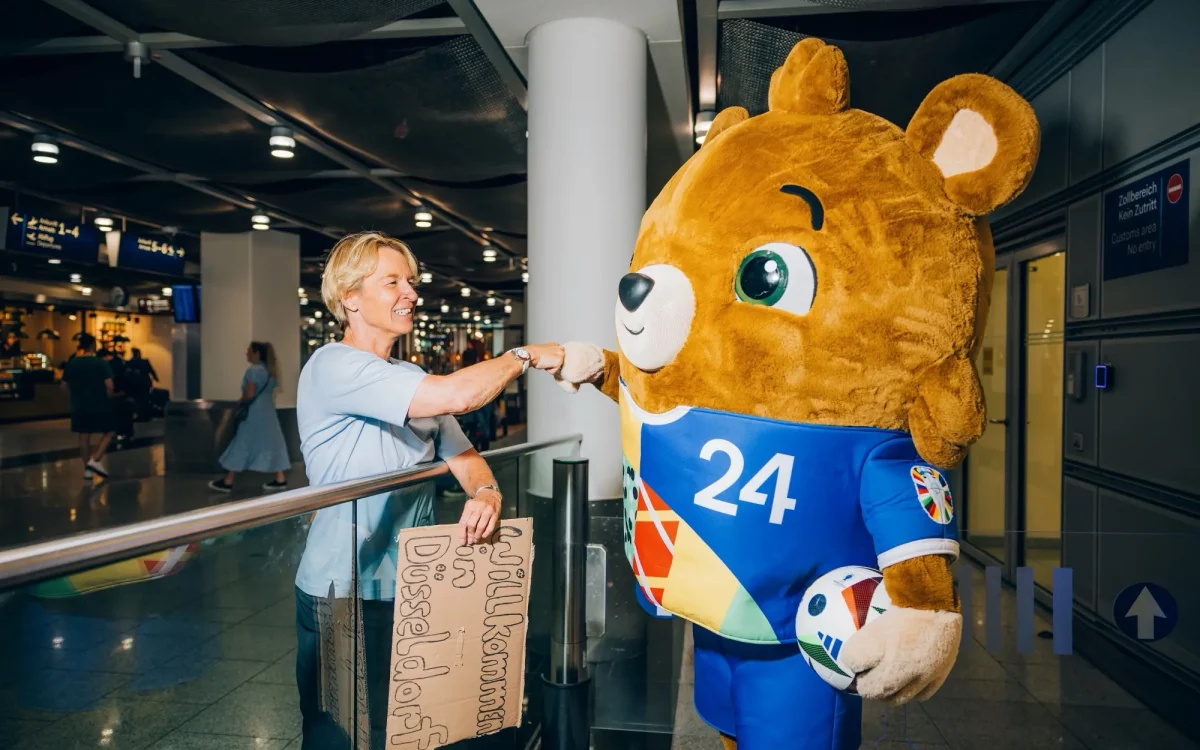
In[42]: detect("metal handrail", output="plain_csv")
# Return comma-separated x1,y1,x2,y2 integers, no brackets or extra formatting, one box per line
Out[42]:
0,433,583,592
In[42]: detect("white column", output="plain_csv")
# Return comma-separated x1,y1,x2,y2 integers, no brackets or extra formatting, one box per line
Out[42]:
200,230,301,407
527,17,647,499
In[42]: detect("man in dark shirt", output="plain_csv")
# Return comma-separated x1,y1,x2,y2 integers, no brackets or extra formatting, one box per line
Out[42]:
125,347,159,418
1,331,21,359
62,334,114,480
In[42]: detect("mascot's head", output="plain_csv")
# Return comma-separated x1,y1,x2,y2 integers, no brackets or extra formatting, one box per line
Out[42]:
615,38,1039,468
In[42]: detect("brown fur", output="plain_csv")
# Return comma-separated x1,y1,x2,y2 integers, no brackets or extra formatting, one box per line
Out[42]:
590,37,1036,692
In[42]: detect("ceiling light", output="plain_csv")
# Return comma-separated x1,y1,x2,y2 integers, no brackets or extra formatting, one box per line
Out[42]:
70,273,82,283
80,287,93,296
504,304,512,314
162,287,173,297
482,248,497,258
69,314,77,321
484,317,491,324
440,303,450,313
94,215,114,230
694,110,716,146
487,296,496,306
522,272,529,283
420,272,433,284
300,298,308,306
462,310,470,319
415,220,432,229
32,135,58,164
47,258,61,265
314,311,322,319
419,314,428,322
414,211,433,223
252,213,270,230
270,127,295,159
298,287,306,296
461,287,470,297
308,317,316,325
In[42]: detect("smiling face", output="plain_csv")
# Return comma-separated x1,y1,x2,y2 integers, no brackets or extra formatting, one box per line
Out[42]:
342,245,419,337
618,108,987,437
614,39,1038,467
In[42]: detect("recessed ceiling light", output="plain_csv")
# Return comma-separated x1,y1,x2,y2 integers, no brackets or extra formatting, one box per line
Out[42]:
32,135,58,164
415,220,432,229
47,258,61,265
270,127,295,159
415,211,433,223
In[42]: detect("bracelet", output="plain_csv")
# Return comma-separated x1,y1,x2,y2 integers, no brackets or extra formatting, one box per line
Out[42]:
473,484,502,502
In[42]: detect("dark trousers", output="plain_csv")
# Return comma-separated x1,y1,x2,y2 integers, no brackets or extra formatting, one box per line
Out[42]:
295,587,395,750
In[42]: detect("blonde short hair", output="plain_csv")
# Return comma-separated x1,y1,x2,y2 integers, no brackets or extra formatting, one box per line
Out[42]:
321,231,419,325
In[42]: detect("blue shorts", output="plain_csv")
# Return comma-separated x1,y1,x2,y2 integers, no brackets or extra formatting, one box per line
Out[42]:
692,627,862,750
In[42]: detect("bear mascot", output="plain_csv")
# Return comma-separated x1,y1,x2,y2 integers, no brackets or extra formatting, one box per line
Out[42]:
553,37,1039,750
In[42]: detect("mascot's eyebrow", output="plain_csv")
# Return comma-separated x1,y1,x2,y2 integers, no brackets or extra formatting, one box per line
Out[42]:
780,184,824,231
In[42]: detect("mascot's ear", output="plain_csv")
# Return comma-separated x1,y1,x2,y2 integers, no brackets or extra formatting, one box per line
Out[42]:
700,107,750,149
768,38,849,116
907,74,1040,215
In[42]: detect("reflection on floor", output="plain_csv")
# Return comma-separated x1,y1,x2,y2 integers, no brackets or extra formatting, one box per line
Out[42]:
0,444,309,550
0,418,165,470
670,562,1195,750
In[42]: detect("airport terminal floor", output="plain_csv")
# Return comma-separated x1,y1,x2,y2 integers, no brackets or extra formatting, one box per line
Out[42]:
0,422,1193,750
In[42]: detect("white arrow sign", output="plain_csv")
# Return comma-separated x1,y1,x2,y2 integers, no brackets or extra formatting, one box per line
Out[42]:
1126,586,1165,640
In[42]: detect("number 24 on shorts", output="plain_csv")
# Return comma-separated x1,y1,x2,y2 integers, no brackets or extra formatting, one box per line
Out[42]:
693,439,797,524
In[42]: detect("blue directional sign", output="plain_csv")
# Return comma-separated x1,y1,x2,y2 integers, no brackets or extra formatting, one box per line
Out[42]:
1112,582,1177,642
117,232,187,276
1103,160,1189,280
5,212,102,265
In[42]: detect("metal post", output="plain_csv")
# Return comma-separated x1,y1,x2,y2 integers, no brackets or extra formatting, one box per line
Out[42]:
543,457,590,750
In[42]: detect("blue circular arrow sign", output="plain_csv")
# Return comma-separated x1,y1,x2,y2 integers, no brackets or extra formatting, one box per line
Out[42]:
1112,582,1177,642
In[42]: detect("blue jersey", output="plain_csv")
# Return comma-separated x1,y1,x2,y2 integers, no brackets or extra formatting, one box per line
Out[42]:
619,381,958,645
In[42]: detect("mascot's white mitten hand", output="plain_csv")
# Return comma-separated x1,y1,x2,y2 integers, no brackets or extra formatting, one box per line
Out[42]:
556,342,606,393
840,606,961,705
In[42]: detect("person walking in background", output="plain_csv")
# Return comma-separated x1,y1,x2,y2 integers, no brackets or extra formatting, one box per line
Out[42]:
61,333,114,480
125,347,159,419
208,341,290,493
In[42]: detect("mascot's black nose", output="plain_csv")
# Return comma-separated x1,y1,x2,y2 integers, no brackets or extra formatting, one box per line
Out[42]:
619,273,655,312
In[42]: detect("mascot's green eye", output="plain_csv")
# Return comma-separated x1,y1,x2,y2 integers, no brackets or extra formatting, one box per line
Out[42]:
735,250,788,305
733,243,817,316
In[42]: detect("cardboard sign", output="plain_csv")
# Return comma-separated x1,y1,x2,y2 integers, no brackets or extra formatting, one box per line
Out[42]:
386,518,533,748
316,582,370,748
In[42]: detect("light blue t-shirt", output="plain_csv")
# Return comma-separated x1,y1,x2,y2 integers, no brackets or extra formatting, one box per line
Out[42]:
294,343,473,600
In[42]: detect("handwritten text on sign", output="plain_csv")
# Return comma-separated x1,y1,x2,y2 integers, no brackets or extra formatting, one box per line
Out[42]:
387,518,533,748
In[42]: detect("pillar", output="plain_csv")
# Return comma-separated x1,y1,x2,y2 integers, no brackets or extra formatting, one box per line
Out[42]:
199,230,300,407
526,18,647,499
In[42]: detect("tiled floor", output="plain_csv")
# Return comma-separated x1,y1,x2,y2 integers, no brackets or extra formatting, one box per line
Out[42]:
0,418,165,470
669,563,1197,750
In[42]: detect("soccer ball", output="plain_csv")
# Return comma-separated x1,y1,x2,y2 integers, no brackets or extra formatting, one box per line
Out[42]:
795,566,892,692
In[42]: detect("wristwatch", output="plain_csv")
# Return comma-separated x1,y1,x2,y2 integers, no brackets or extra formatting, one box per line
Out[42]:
509,347,531,374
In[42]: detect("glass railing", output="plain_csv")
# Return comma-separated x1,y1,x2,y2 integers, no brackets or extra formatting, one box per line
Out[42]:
0,435,665,750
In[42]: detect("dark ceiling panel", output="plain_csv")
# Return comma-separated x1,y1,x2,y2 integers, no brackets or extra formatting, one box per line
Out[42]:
0,125,142,192
86,0,445,46
188,35,527,181
243,178,417,236
410,178,527,235
405,232,523,295
0,1,97,45
717,3,1051,127
84,182,253,234
0,53,343,179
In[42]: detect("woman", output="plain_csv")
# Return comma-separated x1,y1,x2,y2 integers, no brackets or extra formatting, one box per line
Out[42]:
208,341,290,492
293,231,564,749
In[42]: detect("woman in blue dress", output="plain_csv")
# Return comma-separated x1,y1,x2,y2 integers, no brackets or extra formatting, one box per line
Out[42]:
208,341,291,492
